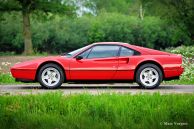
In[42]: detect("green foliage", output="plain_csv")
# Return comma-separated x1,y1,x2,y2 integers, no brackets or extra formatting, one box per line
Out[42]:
0,12,192,54
165,46,194,58
0,0,76,55
180,58,194,83
0,0,75,14
87,0,194,40
0,12,23,53
0,73,16,84
0,0,193,54
158,0,194,39
0,93,194,129
91,0,132,14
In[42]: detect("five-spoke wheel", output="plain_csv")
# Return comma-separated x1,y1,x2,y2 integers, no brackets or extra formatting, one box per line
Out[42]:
136,63,162,89
38,63,64,89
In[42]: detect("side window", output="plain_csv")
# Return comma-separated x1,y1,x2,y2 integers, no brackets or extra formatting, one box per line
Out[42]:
119,47,134,57
78,48,91,59
87,45,120,59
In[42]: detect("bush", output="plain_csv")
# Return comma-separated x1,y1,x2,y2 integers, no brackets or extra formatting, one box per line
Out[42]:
0,13,23,53
165,46,194,58
0,12,193,54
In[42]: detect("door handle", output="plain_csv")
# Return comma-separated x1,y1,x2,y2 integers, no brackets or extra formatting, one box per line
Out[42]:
126,58,129,63
119,58,129,64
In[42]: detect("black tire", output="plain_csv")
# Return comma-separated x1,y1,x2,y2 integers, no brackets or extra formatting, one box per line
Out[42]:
38,63,64,89
136,63,163,89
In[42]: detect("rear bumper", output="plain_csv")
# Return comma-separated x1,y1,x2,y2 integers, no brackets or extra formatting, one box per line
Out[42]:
164,66,184,79
164,76,180,81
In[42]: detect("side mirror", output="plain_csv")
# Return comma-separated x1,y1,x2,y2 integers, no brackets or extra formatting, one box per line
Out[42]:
61,52,67,56
76,55,83,60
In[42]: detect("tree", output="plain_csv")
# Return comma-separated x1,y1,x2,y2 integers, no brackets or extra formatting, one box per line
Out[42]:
90,0,132,15
159,0,194,41
90,0,156,19
0,0,75,55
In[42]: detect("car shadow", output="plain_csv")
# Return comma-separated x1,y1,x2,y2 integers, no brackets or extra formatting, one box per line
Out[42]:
17,85,188,90
19,85,140,90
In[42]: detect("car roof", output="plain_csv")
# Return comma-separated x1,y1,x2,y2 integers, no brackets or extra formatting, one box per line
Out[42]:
94,42,128,44
93,42,129,46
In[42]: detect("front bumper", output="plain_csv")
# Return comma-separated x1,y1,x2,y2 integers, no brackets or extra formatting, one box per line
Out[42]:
11,68,36,81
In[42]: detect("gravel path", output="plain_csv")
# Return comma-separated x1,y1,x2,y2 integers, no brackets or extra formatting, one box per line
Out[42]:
0,83,194,95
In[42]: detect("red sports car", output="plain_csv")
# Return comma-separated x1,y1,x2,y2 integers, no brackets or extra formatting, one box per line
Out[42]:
10,42,184,89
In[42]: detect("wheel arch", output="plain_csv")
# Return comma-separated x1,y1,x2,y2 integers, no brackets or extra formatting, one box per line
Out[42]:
134,60,164,81
35,61,66,82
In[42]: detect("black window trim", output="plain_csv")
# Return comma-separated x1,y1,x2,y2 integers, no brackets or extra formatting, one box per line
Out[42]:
87,44,121,59
76,44,121,59
75,44,141,59
118,46,141,57
79,47,93,59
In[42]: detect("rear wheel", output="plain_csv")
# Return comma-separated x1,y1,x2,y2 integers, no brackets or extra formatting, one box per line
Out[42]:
136,63,162,89
38,63,64,89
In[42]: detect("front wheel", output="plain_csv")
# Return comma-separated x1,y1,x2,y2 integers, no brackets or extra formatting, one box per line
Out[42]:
136,64,163,89
38,63,64,89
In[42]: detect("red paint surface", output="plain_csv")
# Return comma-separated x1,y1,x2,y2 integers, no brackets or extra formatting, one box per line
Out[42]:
10,42,184,81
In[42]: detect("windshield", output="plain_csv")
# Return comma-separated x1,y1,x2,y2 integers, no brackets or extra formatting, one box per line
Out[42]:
64,45,91,57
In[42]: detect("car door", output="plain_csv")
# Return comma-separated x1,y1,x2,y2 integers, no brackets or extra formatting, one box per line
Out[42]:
69,45,120,80
113,46,139,80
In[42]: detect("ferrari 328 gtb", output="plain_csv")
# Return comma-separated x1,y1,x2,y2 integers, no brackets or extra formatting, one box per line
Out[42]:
11,42,184,89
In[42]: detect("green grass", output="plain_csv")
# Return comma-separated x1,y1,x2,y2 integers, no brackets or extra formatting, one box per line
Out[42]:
0,73,17,84
0,51,16,56
0,51,50,56
0,93,194,129
163,79,194,85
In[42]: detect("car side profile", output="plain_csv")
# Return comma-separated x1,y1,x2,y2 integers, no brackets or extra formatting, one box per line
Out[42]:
11,42,184,89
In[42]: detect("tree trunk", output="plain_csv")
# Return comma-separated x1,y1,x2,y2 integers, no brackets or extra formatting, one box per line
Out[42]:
22,11,33,55
139,3,143,20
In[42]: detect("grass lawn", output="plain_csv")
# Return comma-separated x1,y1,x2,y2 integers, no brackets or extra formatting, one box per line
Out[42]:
163,80,194,85
0,93,194,129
